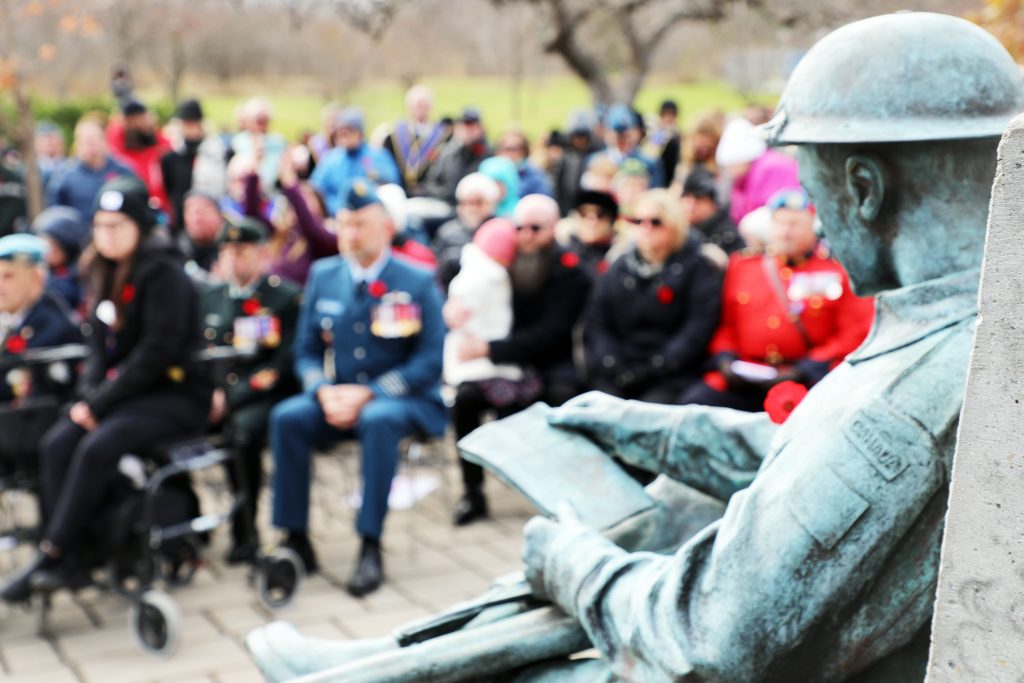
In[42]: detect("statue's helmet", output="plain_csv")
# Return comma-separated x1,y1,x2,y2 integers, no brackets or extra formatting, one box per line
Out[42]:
763,12,1024,145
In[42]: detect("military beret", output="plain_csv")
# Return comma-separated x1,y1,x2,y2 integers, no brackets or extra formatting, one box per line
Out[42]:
95,175,157,231
0,234,48,264
219,216,268,244
345,179,383,212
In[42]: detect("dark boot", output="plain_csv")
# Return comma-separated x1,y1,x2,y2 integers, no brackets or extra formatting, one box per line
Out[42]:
282,532,319,575
0,551,58,603
346,537,383,597
226,517,259,566
30,557,91,595
452,489,489,526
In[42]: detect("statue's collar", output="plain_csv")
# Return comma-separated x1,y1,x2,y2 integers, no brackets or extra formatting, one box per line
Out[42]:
847,267,980,364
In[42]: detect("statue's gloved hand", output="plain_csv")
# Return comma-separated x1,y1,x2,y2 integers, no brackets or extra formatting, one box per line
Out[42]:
522,503,623,619
547,391,684,474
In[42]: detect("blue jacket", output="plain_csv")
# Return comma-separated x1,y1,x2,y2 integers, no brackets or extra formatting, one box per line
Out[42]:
518,161,554,198
45,157,137,219
0,291,82,401
311,144,401,215
294,254,446,434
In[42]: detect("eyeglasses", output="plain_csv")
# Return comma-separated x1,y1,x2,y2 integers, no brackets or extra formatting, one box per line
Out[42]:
628,216,665,228
516,223,544,233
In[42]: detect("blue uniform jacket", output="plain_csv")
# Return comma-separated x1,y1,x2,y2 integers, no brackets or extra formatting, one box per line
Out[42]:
294,254,446,435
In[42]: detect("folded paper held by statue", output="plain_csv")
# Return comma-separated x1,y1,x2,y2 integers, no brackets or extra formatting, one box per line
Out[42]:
457,402,656,531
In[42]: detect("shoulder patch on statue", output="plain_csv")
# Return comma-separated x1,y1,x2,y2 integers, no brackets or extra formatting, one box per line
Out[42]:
843,403,931,483
787,465,869,550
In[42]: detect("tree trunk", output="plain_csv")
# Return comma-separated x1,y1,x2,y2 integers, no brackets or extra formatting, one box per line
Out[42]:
15,89,42,222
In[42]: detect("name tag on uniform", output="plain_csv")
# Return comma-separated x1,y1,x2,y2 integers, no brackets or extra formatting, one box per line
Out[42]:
316,299,344,316
371,291,422,339
233,315,281,351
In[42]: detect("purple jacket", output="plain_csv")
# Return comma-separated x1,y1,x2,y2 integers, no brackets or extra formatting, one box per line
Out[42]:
244,175,338,286
728,150,800,224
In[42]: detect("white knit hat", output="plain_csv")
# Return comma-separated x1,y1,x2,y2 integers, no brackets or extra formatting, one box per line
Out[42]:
716,118,767,167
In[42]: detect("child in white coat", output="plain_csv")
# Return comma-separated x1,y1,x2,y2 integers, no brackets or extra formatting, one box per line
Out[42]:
444,218,521,386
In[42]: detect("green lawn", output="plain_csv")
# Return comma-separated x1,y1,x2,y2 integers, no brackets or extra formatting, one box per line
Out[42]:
197,76,775,143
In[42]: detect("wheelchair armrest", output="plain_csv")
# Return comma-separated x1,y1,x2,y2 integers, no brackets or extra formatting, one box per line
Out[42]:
0,343,89,372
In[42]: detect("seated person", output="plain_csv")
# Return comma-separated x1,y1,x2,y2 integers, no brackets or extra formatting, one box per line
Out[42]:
33,207,88,312
681,188,875,411
268,181,445,598
560,189,619,278
443,218,520,387
450,194,590,526
0,234,82,402
180,190,225,280
433,173,500,291
0,177,211,601
680,169,744,255
585,189,723,404
201,217,301,564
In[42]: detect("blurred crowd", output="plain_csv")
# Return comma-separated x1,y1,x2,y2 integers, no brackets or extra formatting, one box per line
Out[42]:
0,80,875,598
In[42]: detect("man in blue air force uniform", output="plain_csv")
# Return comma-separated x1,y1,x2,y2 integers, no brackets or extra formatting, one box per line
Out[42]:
269,180,445,597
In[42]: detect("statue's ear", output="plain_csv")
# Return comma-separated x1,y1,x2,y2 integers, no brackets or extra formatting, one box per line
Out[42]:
844,154,887,222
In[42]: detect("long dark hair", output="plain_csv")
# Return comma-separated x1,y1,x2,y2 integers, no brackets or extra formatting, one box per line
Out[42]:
79,237,141,332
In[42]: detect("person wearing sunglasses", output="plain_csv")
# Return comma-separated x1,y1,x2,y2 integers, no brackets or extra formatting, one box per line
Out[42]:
584,188,722,406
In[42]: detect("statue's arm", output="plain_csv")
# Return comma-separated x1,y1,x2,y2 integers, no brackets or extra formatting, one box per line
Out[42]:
534,402,945,681
550,395,778,501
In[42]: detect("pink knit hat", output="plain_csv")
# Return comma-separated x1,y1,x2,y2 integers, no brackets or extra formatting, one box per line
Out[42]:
473,218,518,267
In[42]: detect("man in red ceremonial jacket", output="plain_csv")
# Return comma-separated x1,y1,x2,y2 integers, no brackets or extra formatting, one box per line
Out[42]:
681,188,874,411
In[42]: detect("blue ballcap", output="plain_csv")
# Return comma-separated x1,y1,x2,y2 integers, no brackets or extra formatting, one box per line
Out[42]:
334,107,364,134
345,179,383,211
768,188,814,213
604,103,636,133
0,234,48,264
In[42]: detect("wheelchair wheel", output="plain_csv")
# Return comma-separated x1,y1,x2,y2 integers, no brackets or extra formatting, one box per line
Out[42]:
130,590,181,658
256,548,304,610
158,537,201,588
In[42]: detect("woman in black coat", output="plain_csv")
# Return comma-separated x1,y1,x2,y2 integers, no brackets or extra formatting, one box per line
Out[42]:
585,188,722,404
0,177,211,601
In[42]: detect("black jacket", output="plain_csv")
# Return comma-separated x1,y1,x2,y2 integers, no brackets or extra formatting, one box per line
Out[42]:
80,235,211,417
692,207,744,254
0,291,82,402
489,245,591,372
585,237,722,388
421,140,493,205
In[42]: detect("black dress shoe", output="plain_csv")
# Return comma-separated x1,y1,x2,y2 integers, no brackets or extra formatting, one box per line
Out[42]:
226,538,259,566
283,533,319,575
452,493,489,526
30,561,91,595
0,552,58,603
346,539,383,597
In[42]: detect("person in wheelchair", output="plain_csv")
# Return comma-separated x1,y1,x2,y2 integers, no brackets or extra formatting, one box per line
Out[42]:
0,234,82,399
0,177,212,602
201,216,300,564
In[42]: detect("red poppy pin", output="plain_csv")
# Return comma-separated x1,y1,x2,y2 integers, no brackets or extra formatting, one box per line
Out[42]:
764,380,809,424
5,334,27,354
368,280,388,298
656,285,675,305
596,260,609,275
120,283,136,304
560,252,580,269
242,298,261,316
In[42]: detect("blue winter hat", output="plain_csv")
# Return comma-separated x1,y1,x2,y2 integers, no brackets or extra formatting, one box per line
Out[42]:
33,206,87,259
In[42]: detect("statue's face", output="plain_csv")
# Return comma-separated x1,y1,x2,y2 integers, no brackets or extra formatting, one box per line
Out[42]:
797,146,891,296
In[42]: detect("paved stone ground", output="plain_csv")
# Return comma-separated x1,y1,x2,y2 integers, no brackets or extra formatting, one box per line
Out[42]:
0,439,536,682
